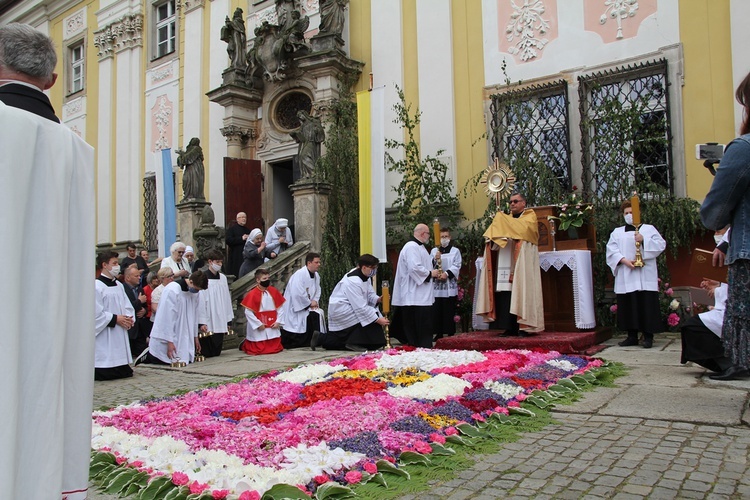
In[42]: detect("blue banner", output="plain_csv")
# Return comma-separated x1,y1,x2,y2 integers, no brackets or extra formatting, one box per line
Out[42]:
161,149,176,251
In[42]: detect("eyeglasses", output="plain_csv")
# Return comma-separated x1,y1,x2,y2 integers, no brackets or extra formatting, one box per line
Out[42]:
177,251,185,254
509,200,522,204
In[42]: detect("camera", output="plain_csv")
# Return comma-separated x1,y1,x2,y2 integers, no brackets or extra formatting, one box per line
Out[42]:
696,143,725,161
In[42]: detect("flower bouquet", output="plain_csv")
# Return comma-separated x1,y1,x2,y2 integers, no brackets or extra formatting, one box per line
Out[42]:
547,190,593,238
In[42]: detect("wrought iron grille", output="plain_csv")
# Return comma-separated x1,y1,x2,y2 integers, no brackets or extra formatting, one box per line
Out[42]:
143,173,158,252
578,59,673,203
489,80,571,206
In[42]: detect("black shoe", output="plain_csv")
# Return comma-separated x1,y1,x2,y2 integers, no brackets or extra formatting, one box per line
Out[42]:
642,338,653,349
345,344,367,352
132,347,150,367
517,330,530,338
501,330,519,337
618,337,639,347
310,330,320,351
708,366,750,381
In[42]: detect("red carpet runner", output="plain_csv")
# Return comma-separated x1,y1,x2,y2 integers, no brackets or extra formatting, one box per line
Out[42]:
435,328,613,355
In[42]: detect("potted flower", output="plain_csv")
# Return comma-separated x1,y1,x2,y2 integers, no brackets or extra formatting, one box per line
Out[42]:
547,190,593,240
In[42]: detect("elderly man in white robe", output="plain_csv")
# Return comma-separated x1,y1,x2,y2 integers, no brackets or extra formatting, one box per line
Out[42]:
281,252,327,348
147,270,209,364
315,254,389,351
265,218,294,256
606,199,666,349
392,224,440,348
1,25,96,500
198,249,234,357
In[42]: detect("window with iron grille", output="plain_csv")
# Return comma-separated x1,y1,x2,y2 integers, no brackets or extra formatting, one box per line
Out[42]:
154,0,176,59
143,173,158,253
579,60,672,202
489,80,571,206
69,43,84,94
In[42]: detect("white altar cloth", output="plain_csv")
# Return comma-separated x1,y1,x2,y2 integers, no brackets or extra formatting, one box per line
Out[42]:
539,250,596,330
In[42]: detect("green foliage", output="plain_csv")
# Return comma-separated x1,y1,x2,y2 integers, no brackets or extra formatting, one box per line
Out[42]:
318,76,362,307
385,86,461,243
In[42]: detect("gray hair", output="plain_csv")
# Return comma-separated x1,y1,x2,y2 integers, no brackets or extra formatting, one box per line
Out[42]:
0,23,57,81
170,241,186,253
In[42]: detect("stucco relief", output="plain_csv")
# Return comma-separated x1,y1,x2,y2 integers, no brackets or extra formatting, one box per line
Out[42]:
63,97,85,121
249,5,277,28
151,95,174,152
498,0,558,63
303,0,319,13
584,0,657,43
151,65,174,85
64,9,86,40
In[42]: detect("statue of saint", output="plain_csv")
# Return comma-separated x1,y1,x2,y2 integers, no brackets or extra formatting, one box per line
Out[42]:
220,8,247,69
291,110,325,179
318,0,347,37
177,138,206,200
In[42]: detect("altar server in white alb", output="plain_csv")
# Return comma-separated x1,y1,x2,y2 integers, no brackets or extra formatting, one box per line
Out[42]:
430,227,462,341
281,252,327,348
1,24,96,499
392,224,440,348
147,271,209,364
316,254,388,351
95,251,135,380
606,199,666,349
198,249,234,357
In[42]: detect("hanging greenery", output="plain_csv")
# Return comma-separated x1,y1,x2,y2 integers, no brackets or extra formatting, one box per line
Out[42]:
318,76,361,307
385,86,462,243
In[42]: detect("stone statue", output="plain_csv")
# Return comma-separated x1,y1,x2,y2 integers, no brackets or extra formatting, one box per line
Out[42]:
291,110,325,179
318,0,347,37
221,8,247,69
177,138,206,200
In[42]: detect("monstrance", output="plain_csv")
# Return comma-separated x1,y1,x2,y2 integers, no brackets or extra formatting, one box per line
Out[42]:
481,157,516,206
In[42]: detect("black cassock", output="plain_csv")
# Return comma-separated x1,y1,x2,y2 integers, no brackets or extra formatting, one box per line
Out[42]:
225,223,251,277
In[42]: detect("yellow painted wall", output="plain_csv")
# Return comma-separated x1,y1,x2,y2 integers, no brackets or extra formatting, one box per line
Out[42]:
401,0,419,145
680,0,736,201
451,0,487,221
348,0,371,92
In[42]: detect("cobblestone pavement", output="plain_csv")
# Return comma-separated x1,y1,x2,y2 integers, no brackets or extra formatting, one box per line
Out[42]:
90,334,750,499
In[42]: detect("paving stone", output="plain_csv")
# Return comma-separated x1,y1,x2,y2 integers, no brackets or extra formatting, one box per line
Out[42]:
682,480,712,492
594,475,625,487
650,486,681,499
620,483,654,496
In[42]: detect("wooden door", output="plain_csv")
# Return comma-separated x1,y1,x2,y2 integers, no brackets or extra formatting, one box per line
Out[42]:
224,158,264,230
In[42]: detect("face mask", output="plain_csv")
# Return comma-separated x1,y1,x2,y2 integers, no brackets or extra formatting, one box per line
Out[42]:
367,268,377,278
210,263,222,273
624,214,634,225
188,287,200,294
110,265,121,276
259,279,271,288
440,238,450,247
714,235,723,245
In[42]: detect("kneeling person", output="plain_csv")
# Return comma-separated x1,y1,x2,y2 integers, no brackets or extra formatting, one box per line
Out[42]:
147,270,209,365
281,252,326,348
198,249,234,357
240,268,285,355
318,254,388,351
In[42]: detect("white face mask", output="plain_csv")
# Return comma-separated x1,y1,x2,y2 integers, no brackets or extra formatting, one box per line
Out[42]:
110,265,121,276
440,238,450,247
714,235,723,245
210,263,222,273
624,213,634,225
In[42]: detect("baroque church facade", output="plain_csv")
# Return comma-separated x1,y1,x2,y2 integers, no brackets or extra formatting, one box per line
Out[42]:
0,0,747,254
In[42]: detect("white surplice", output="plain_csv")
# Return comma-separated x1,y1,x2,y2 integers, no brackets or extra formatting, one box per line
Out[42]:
0,102,95,500
149,281,201,363
95,277,135,367
700,283,728,337
198,273,234,333
282,266,326,334
328,269,381,331
392,240,435,306
606,224,666,293
430,245,462,298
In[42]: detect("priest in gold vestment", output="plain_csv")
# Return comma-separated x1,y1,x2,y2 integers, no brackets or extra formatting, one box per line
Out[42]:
476,192,545,335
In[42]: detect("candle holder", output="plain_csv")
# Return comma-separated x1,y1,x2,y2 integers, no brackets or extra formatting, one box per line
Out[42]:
170,358,186,368
198,330,214,338
194,354,205,362
381,280,391,349
550,218,557,252
433,217,442,272
226,327,235,336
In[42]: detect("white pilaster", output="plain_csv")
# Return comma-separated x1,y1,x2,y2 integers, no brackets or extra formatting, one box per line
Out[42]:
730,0,750,135
371,0,404,207
183,4,205,141
96,57,114,245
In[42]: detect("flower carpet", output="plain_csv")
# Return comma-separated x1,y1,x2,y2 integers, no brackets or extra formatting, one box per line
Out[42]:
90,347,614,500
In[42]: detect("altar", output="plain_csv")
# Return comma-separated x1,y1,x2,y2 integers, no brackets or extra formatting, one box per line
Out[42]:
539,250,596,331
